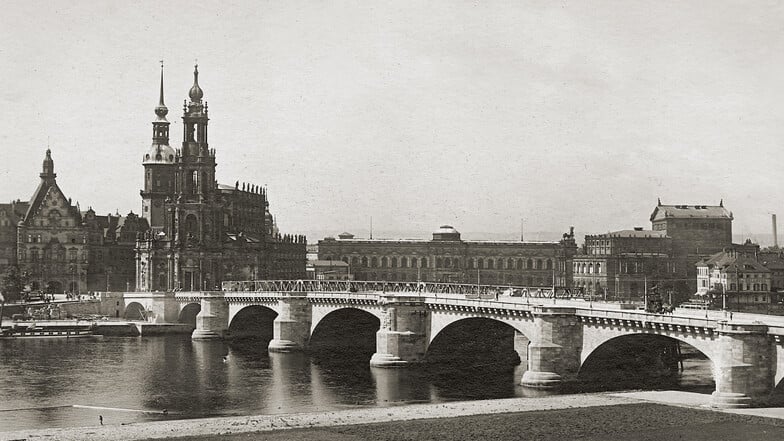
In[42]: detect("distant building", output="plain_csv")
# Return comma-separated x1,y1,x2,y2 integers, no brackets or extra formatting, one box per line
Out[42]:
696,245,772,307
10,150,148,293
572,228,680,299
135,65,306,292
317,225,578,286
758,250,784,294
306,260,352,280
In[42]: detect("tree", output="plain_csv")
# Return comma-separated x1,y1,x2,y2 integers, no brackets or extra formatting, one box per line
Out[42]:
0,266,25,303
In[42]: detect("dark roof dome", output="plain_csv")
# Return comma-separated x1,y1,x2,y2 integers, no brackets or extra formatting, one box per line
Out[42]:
432,225,461,241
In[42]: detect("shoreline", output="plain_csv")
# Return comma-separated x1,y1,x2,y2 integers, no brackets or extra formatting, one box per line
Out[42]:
3,391,784,441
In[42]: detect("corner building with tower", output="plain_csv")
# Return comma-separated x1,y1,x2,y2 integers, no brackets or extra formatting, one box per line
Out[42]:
136,65,306,292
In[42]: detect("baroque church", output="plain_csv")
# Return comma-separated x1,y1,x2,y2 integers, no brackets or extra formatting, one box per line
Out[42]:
135,65,306,292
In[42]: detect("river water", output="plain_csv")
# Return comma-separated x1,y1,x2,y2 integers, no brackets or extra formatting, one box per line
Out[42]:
0,335,713,432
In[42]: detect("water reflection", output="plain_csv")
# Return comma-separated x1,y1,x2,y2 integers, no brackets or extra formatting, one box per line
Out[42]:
0,335,715,432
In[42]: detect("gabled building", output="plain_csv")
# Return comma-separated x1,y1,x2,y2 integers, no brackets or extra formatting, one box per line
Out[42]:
696,247,772,307
13,150,148,293
135,65,306,292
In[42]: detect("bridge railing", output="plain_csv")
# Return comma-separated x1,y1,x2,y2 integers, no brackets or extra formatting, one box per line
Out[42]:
221,279,585,298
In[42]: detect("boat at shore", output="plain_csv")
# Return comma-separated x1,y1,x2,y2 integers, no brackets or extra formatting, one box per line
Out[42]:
0,323,97,339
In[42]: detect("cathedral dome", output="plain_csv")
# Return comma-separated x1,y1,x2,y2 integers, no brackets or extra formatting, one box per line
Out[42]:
143,143,176,164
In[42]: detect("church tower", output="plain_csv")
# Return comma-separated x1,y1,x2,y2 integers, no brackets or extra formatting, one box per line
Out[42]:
140,63,176,230
170,65,221,250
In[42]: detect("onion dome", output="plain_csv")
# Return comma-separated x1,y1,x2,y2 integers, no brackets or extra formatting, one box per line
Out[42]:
189,64,204,102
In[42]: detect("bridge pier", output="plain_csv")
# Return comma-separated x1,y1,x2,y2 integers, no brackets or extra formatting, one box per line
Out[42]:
191,292,229,340
370,295,428,367
711,321,774,408
521,306,581,388
268,296,311,352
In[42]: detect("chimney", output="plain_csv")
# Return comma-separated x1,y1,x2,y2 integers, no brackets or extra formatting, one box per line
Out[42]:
774,214,779,248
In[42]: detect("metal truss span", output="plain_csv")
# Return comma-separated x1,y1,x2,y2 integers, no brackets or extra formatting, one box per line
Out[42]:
222,279,585,298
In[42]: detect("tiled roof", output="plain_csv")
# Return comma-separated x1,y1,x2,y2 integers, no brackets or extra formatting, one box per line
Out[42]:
650,204,732,222
698,251,770,272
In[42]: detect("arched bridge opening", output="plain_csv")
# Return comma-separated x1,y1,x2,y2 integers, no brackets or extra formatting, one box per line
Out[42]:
124,302,147,321
178,303,201,329
578,334,714,393
228,305,278,344
425,318,523,399
309,308,380,365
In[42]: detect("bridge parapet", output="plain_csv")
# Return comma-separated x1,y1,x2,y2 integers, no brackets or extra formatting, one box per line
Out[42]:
222,280,584,298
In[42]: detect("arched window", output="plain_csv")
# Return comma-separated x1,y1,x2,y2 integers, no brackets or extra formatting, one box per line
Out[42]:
444,258,451,268
436,258,443,268
361,257,368,267
477,258,484,269
421,257,427,268
191,170,199,194
588,263,593,274
487,259,494,269
401,257,408,268
546,259,553,270
381,257,388,268
527,259,533,269
371,257,378,268
342,256,349,263
453,259,460,269
596,263,601,274
391,257,397,268
184,214,198,239
508,258,514,270
536,259,542,270
517,259,523,270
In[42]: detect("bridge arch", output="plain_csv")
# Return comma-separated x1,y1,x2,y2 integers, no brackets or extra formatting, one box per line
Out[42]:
228,305,278,341
178,303,201,328
124,302,147,321
309,307,381,359
579,331,716,391
425,317,527,374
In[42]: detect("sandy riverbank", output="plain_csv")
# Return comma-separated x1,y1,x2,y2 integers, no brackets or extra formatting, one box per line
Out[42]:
3,392,784,441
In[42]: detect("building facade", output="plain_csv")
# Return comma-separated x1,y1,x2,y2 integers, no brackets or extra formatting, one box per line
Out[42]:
696,246,772,307
135,65,306,292
317,226,578,286
572,228,681,300
10,150,148,293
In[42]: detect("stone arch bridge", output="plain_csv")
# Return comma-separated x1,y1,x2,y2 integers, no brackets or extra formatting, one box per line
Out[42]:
123,280,784,408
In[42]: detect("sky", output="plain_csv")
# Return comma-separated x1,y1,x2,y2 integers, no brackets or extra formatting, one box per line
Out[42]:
1,1,783,243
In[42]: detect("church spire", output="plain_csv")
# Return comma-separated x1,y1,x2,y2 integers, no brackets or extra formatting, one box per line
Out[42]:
151,61,170,146
154,61,168,121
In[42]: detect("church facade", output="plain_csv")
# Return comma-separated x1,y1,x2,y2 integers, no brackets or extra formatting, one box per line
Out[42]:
135,65,306,292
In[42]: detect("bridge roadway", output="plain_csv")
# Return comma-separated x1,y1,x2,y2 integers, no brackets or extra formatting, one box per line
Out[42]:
123,280,784,409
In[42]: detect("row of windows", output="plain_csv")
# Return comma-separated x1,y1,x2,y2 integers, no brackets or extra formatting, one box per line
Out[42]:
353,272,549,285
20,248,85,262
325,255,555,270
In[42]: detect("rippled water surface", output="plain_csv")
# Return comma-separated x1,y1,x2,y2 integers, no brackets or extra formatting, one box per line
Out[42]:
0,335,713,432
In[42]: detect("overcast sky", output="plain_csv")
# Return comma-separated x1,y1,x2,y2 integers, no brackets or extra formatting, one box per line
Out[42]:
1,1,782,241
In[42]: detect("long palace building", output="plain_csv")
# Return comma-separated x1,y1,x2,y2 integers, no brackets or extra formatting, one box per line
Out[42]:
136,65,306,291
318,226,578,286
